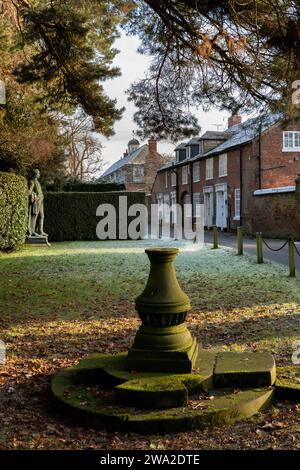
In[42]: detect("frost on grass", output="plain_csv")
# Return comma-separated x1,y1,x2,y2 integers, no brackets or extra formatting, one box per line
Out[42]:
0,240,300,449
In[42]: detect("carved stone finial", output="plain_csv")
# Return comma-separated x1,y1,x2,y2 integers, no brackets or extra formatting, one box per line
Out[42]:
127,248,198,373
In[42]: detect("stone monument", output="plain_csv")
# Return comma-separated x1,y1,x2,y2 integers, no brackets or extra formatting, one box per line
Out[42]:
51,248,299,433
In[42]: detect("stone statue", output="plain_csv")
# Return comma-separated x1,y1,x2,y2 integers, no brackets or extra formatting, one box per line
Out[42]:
27,169,47,237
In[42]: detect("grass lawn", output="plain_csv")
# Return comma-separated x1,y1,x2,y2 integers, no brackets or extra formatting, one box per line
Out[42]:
0,240,300,449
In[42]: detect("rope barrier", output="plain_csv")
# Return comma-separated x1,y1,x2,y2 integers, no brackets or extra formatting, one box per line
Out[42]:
262,238,288,252
293,241,300,257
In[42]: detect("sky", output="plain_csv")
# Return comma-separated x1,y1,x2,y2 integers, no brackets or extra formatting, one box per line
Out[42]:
101,33,230,173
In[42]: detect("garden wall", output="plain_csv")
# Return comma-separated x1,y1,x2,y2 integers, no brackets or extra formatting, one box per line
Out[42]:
244,185,300,239
44,191,146,241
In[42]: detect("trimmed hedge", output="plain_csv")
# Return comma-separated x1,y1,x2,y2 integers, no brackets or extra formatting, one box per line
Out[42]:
0,172,28,251
44,191,146,241
46,181,125,192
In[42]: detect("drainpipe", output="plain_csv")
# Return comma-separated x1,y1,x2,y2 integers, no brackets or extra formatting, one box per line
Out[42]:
171,164,180,234
190,162,194,224
239,147,243,227
171,163,179,205
258,119,262,189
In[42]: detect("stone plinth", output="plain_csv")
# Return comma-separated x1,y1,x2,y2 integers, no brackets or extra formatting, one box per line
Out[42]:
26,235,50,246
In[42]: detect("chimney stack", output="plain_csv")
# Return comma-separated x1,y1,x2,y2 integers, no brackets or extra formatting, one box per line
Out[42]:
228,113,242,129
148,137,157,154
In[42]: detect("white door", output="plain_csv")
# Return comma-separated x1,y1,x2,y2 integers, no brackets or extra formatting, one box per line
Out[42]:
216,190,227,229
204,192,213,227
183,193,192,218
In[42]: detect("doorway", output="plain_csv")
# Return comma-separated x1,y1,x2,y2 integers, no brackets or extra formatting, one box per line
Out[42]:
203,188,213,227
215,184,228,229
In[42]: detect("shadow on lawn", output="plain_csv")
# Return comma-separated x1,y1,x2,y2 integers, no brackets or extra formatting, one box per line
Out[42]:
0,271,298,330
2,309,298,363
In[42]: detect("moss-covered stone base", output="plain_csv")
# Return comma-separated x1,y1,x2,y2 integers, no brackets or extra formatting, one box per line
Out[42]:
127,336,199,373
51,350,277,433
275,366,300,401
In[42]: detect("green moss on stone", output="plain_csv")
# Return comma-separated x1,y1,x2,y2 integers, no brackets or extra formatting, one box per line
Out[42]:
70,349,216,409
51,351,274,434
275,366,300,401
52,367,274,433
214,352,276,388
115,377,188,409
126,388,274,434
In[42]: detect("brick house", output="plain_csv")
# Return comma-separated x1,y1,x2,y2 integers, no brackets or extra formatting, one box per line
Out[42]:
100,138,165,193
151,113,300,237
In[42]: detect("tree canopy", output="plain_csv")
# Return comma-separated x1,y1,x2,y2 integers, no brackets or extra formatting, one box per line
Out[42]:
0,0,129,177
0,6,65,176
127,0,300,138
2,0,128,136
1,0,300,143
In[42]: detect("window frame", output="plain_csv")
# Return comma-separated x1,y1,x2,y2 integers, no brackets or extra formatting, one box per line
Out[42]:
193,162,200,182
234,188,240,220
205,158,214,180
192,192,201,218
170,191,177,223
283,131,300,151
219,153,227,177
132,165,144,183
182,165,188,185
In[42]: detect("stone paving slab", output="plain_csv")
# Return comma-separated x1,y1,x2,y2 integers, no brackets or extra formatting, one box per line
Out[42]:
214,352,276,388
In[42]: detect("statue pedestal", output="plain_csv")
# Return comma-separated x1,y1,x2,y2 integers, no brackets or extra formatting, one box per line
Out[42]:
26,235,50,247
